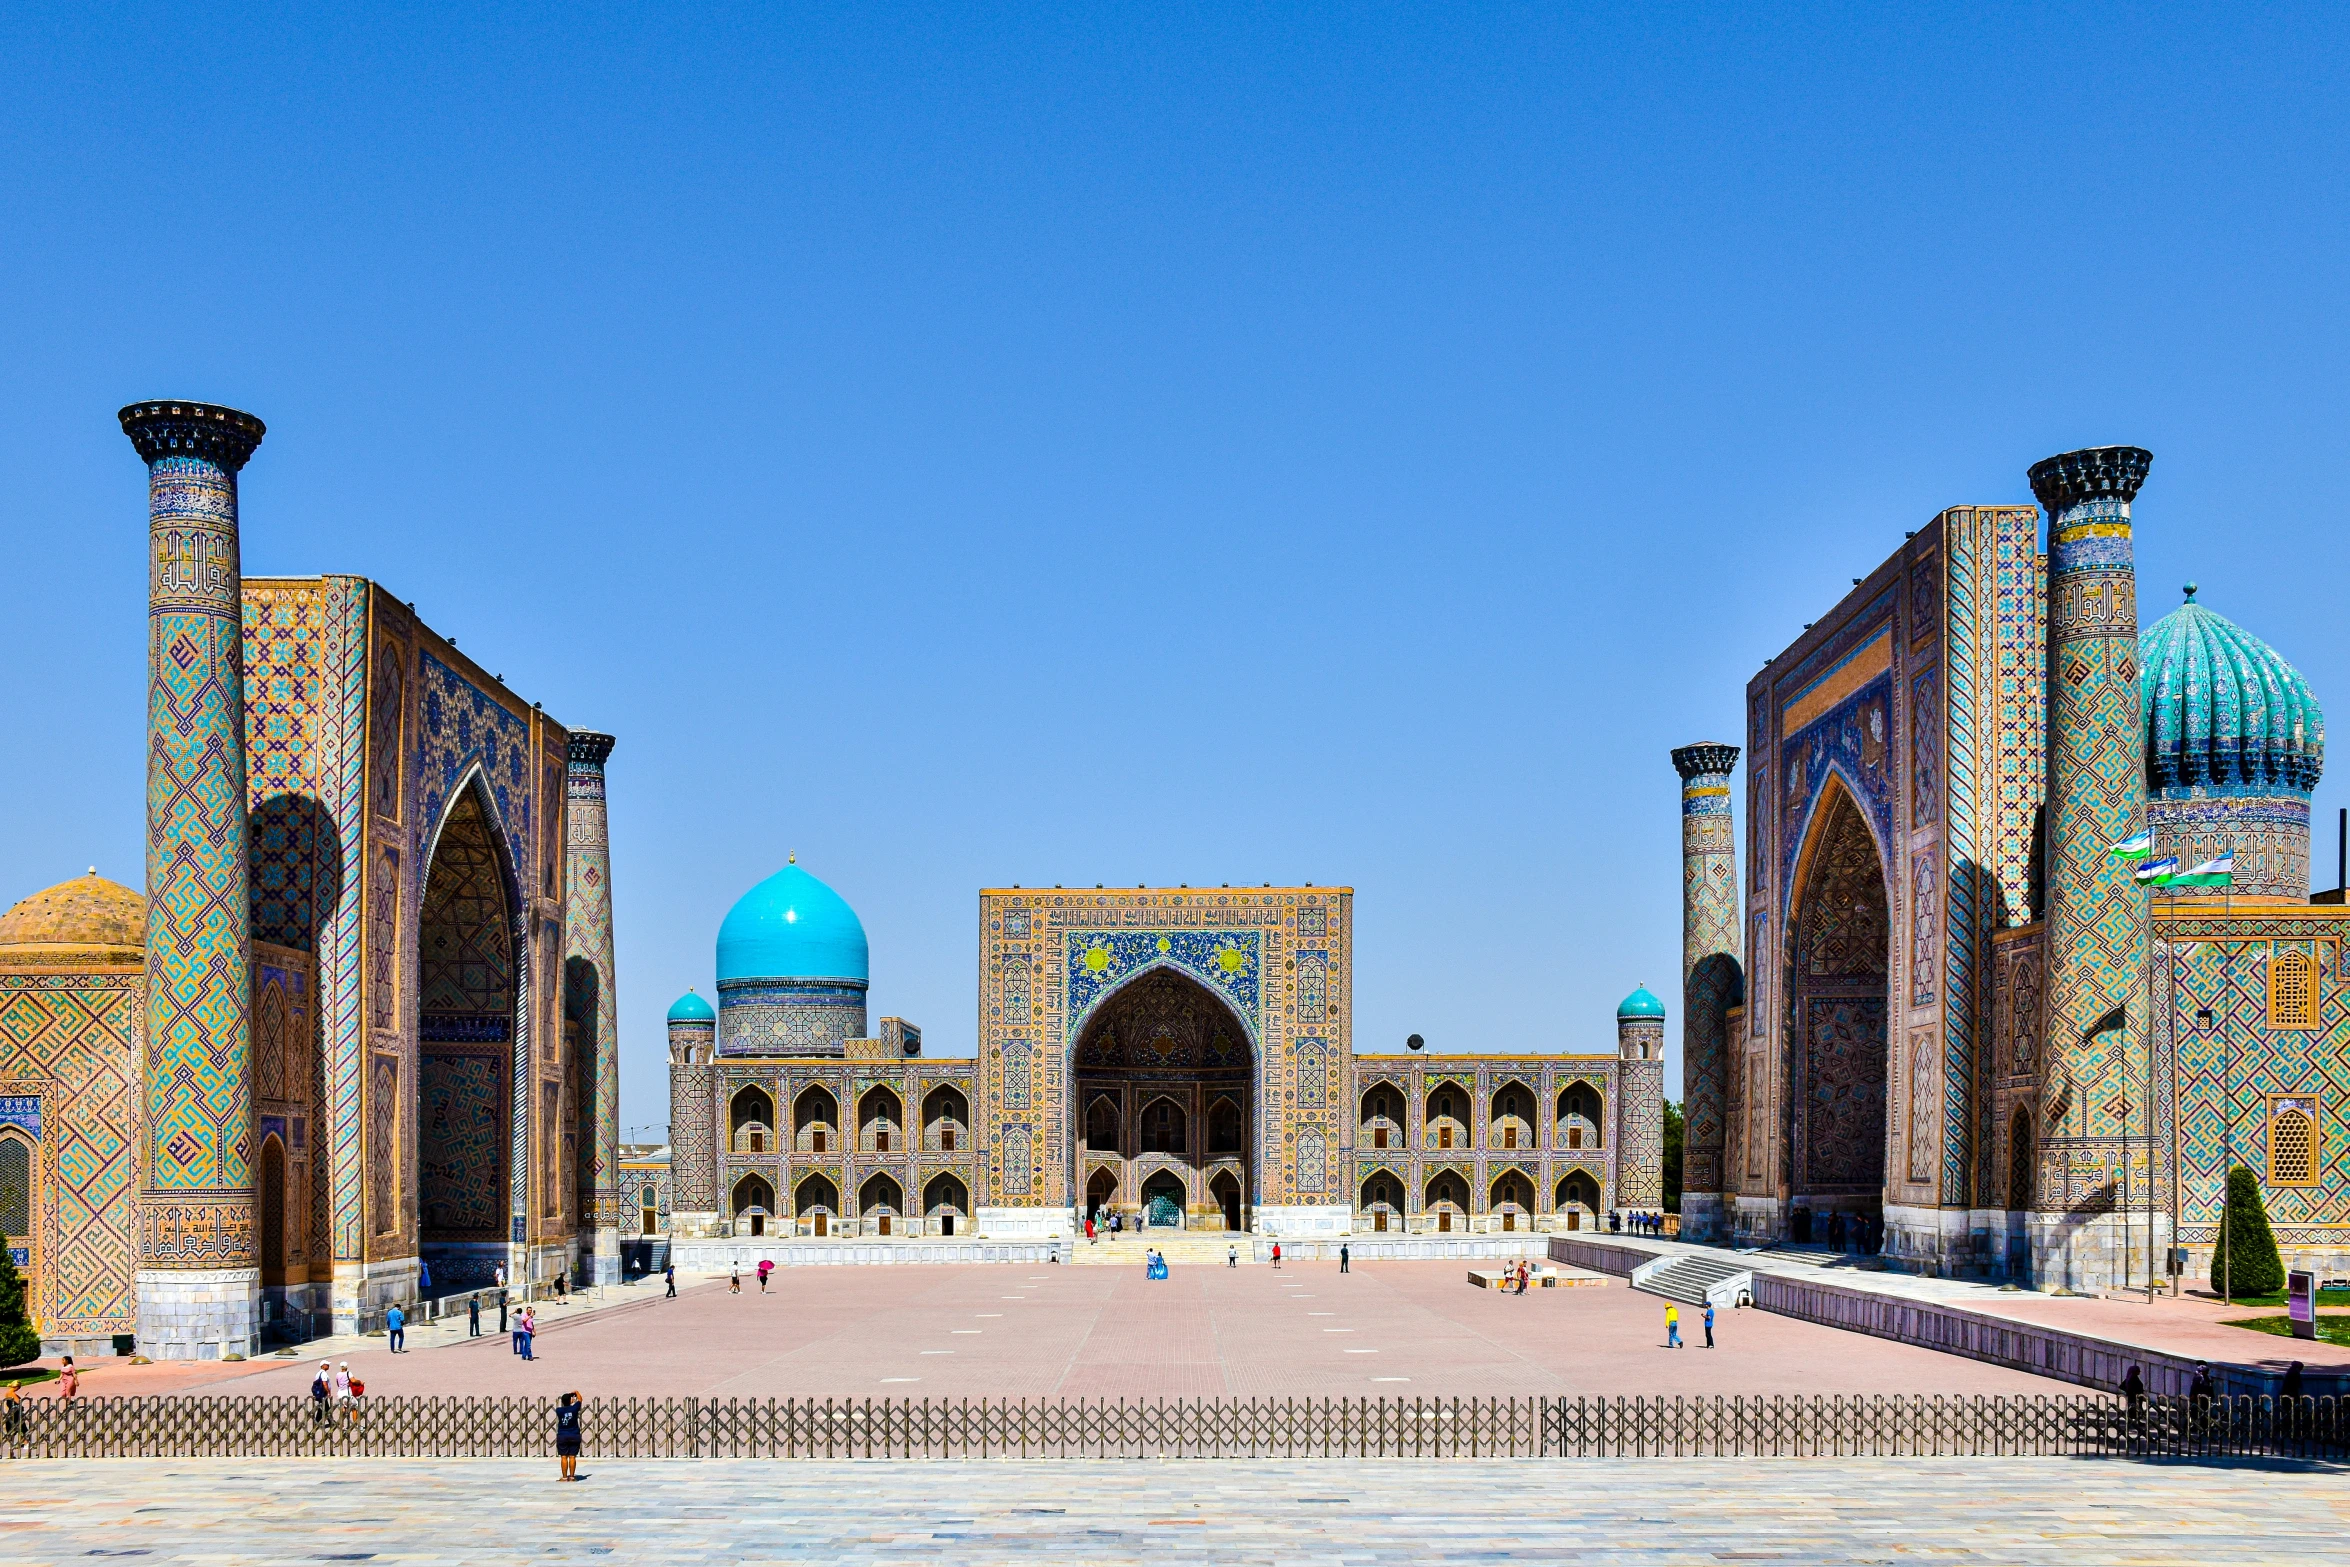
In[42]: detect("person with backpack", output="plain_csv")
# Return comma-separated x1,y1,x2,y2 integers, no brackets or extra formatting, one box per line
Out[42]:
555,1391,584,1481
310,1362,332,1425
664,1263,677,1299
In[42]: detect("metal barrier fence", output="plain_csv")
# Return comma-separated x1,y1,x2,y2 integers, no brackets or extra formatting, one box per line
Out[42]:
0,1394,2339,1461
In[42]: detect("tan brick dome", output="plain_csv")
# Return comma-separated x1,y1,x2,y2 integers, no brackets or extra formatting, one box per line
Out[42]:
0,869,145,961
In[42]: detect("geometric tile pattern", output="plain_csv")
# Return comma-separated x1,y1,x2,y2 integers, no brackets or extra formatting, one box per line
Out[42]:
0,973,140,1334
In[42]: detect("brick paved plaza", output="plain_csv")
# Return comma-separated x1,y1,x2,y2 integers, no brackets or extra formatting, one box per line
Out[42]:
102,1259,2070,1402
2,1455,2341,1564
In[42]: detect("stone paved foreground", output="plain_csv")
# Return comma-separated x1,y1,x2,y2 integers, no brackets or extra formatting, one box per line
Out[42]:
102,1259,2068,1402
2,1456,2343,1563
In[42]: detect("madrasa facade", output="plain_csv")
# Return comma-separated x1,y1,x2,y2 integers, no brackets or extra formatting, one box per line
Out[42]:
0,403,623,1359
659,876,1666,1244
1674,444,2346,1290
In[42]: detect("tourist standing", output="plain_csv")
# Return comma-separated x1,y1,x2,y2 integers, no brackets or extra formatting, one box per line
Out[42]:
1703,1303,1715,1348
56,1357,76,1401
494,1264,506,1291
311,1362,331,1424
3,1378,23,1438
1271,1242,1282,1269
1664,1302,1681,1348
1340,1243,1350,1275
498,1288,509,1338
419,1259,432,1294
386,1302,405,1354
729,1269,741,1295
757,1258,773,1293
469,1294,481,1338
520,1306,538,1361
555,1391,584,1481
332,1361,352,1421
1227,1244,1237,1268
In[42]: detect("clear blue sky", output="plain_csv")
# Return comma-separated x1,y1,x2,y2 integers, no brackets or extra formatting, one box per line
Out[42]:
5,7,2346,1139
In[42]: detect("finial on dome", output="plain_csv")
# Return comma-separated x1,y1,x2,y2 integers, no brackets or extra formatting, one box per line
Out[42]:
2183,582,2197,601
86,866,96,876
788,851,796,864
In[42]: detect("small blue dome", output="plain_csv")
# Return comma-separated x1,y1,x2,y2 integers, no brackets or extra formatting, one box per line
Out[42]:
716,859,869,984
666,988,716,1024
2141,586,2324,797
1617,985,1666,1021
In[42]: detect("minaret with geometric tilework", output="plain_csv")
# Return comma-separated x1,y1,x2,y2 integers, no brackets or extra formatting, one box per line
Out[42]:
564,731,623,1284
1671,742,1742,1243
2028,444,2154,1290
122,400,266,1359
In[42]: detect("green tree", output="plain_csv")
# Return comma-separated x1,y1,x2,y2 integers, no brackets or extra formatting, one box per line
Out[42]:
0,1239,37,1368
2211,1165,2285,1299
1662,1100,1685,1214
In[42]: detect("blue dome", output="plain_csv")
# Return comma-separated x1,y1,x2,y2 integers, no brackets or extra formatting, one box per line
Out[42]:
666,988,716,1024
1617,985,1666,1021
716,860,869,984
2141,586,2324,797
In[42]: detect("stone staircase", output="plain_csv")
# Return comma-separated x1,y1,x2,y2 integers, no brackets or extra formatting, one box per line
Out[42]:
1067,1232,1255,1268
1630,1251,1752,1307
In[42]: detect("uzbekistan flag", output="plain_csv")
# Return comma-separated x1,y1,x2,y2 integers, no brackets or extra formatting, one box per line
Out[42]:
2134,857,2179,884
2109,830,2154,859
2170,852,2235,887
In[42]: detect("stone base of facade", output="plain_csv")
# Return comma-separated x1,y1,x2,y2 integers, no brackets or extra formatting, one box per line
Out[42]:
331,1256,422,1336
2181,1240,2350,1293
518,1240,578,1289
259,1279,333,1344
1253,1204,1352,1237
2028,1208,2176,1295
671,1237,1066,1270
39,1332,130,1359
134,1267,261,1361
1677,1193,1728,1245
589,1225,621,1285
976,1205,1075,1240
1879,1203,2007,1278
1729,1194,1785,1247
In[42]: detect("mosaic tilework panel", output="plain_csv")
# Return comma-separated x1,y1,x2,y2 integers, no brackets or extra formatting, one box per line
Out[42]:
0,974,139,1334
413,650,536,869
2163,915,2350,1243
417,1048,508,1241
1064,930,1261,1042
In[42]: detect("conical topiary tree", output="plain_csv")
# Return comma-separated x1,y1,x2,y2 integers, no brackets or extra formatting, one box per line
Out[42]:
0,1239,36,1368
2211,1165,2285,1299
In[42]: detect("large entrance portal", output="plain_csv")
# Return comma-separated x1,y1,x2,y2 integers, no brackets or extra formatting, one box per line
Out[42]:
1785,785,1890,1235
1072,967,1253,1231
416,783,517,1290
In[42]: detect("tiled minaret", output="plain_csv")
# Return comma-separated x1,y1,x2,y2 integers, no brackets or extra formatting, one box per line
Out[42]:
563,732,623,1284
666,990,719,1227
2028,445,2155,1290
122,400,265,1359
1671,742,1742,1243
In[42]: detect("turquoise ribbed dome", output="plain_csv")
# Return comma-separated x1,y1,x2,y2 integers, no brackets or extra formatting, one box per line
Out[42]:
715,860,869,984
2140,586,2325,797
1617,985,1666,1021
666,988,716,1024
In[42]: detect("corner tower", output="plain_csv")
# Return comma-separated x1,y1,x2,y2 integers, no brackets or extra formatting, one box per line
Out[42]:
122,399,266,1359
563,731,622,1284
2028,444,2154,1289
1671,742,1741,1242
1614,987,1667,1211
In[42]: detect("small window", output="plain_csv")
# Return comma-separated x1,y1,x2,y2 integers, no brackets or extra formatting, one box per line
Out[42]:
2270,947,2321,1031
1503,1125,1518,1150
941,1126,956,1152
1374,1126,1389,1150
2270,1097,2320,1187
1438,1125,1454,1150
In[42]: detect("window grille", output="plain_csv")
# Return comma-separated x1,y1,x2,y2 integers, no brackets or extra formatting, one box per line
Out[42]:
2270,947,2320,1031
2271,1099,2320,1187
